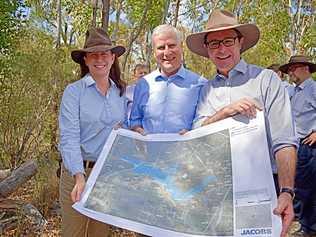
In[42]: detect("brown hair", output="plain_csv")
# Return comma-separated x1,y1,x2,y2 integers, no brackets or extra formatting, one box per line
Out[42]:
79,54,126,96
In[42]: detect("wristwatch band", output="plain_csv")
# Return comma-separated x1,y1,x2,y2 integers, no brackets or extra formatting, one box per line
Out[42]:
280,187,295,199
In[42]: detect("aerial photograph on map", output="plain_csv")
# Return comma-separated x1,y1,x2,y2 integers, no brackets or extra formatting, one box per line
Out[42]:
85,129,233,236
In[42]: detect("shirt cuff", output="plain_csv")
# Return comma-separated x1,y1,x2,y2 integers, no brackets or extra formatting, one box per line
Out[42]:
60,149,85,176
129,119,142,129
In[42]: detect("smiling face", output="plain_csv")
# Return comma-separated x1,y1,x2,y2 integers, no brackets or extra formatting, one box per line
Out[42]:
205,29,243,77
84,50,115,78
153,31,182,77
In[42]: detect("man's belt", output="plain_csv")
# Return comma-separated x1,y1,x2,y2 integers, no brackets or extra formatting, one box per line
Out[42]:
83,160,95,169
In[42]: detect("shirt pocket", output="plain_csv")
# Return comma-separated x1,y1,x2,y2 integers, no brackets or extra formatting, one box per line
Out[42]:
103,96,126,124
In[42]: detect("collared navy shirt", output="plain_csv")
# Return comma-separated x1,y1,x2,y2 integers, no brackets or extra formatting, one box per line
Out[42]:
129,65,207,133
58,74,127,175
291,78,316,139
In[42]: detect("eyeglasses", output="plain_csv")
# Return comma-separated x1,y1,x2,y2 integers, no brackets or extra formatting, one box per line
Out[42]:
205,37,239,49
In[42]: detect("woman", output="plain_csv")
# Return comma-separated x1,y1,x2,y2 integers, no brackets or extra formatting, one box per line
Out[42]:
58,27,126,237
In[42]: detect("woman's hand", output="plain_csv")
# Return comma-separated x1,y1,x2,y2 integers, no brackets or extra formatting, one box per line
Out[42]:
71,173,86,203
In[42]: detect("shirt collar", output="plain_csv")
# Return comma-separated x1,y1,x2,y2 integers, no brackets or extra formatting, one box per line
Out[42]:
83,73,117,91
215,59,247,80
83,73,96,87
297,78,313,90
155,65,185,81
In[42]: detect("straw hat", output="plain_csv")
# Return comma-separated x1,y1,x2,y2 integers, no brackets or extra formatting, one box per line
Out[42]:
186,9,260,58
71,27,125,64
279,55,316,74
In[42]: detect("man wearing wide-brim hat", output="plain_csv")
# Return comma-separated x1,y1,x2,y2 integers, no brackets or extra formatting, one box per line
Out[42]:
186,9,298,237
267,64,295,98
280,55,316,236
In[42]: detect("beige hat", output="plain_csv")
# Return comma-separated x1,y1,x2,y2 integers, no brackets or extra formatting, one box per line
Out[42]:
186,9,260,58
279,55,316,74
71,27,125,64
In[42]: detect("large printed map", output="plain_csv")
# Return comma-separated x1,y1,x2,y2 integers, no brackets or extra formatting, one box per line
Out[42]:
85,130,233,236
74,112,282,237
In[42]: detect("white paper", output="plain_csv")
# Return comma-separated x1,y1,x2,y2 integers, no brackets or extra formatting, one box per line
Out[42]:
73,111,281,237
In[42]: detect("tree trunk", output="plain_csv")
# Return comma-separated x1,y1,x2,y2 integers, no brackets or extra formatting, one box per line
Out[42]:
56,0,62,48
91,0,98,27
112,0,122,44
0,160,38,198
161,0,170,24
102,0,110,31
145,29,152,71
173,0,180,27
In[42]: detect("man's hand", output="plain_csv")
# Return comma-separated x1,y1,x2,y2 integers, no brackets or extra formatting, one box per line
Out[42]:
179,129,188,135
131,125,146,136
302,132,316,146
202,98,262,126
222,98,262,118
71,173,86,203
273,192,294,237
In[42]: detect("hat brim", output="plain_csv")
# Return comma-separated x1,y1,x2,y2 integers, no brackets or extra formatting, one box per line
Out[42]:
71,45,126,64
279,62,316,74
186,24,260,58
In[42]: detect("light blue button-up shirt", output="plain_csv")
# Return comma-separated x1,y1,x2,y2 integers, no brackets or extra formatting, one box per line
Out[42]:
59,74,127,175
282,80,295,99
194,59,298,173
129,65,207,133
290,78,316,139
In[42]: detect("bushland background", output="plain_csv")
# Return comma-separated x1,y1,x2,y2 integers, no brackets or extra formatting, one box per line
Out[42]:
0,0,315,236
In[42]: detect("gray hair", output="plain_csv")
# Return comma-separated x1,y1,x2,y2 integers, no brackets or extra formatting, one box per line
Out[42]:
152,24,182,44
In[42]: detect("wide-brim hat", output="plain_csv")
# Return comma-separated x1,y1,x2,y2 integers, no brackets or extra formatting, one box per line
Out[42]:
71,27,126,64
186,9,260,58
279,55,316,74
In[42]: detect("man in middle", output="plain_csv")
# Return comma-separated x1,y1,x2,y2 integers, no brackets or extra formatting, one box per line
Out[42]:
130,24,207,134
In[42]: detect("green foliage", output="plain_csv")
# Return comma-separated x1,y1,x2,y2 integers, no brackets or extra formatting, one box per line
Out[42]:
0,0,20,53
240,0,291,66
0,26,75,168
125,0,165,30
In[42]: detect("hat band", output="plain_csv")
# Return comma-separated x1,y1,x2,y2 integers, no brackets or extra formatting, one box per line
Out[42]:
206,23,238,30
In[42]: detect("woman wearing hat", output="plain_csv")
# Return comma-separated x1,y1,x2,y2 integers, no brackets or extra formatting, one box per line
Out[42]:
58,27,127,236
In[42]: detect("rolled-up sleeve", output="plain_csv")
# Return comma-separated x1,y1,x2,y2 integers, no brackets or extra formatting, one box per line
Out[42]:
262,71,298,154
58,85,84,176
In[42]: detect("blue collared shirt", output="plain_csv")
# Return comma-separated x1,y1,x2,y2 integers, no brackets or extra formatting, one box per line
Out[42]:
291,78,316,139
58,74,127,175
282,80,295,98
129,65,207,133
194,59,298,173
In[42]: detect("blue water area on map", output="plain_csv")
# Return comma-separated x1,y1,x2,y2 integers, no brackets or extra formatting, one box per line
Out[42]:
121,156,217,201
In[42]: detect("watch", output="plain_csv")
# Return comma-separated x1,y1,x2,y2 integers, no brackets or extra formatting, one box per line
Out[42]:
280,187,295,199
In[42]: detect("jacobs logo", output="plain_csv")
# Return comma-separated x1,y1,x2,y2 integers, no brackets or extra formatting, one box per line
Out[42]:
241,228,272,235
